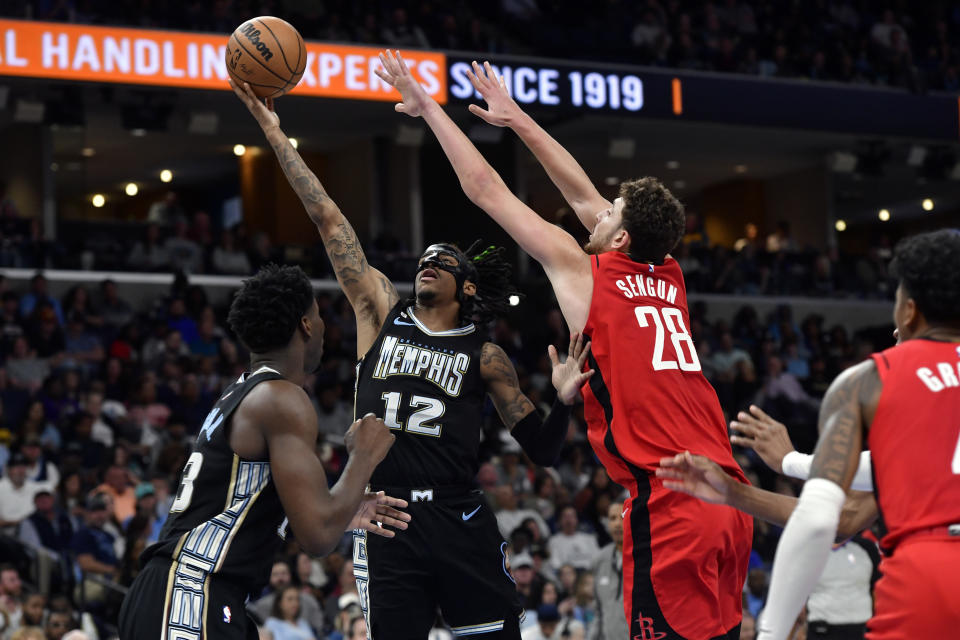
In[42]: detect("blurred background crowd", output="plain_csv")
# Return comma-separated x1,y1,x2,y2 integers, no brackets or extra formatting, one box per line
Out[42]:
11,0,960,91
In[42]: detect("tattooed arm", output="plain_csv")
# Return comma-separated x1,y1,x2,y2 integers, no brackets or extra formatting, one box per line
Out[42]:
757,360,882,640
231,80,399,357
481,343,537,429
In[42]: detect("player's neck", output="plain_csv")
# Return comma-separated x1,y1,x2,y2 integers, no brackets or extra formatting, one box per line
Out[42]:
249,352,304,385
411,300,462,331
914,323,960,343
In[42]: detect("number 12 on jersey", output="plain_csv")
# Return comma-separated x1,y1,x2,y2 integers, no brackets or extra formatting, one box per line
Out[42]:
635,305,701,372
381,392,445,437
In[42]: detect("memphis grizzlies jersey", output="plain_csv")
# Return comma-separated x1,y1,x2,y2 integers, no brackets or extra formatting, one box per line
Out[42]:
141,366,286,597
356,303,486,488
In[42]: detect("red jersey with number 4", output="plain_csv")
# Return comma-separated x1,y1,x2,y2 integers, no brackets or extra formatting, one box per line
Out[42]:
581,251,744,486
869,339,960,551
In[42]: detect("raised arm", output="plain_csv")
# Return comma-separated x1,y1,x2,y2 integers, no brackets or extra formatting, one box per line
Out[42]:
467,61,611,231
231,81,399,357
375,51,593,332
758,360,881,640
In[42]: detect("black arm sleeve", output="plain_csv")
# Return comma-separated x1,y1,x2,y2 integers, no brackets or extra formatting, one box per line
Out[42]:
510,397,571,467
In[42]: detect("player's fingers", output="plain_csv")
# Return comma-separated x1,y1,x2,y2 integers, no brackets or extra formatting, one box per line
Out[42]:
376,493,408,509
577,369,595,385
375,513,409,530
374,67,392,85
364,522,396,538
395,103,406,113
547,344,560,367
468,104,492,120
376,505,411,522
730,435,754,447
730,421,757,438
749,405,772,422
471,61,486,85
735,410,762,428
265,97,275,112
576,341,592,367
483,61,497,84
396,50,411,74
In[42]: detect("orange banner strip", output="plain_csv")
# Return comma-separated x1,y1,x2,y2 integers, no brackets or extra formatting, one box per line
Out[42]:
0,19,446,103
671,77,682,115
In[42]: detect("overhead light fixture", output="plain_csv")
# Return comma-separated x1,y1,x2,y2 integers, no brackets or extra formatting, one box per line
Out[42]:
878,209,890,221
130,128,147,137
81,147,95,157
734,164,748,174
160,169,173,183
835,219,847,232
508,295,520,306
92,194,105,208
922,198,934,211
288,138,299,149
125,183,138,196
233,144,246,156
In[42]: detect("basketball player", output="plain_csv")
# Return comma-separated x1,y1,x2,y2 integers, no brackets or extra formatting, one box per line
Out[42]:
376,52,751,640
231,80,594,639
754,229,960,640
118,264,409,640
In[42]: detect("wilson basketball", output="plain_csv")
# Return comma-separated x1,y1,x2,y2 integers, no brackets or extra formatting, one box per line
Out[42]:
226,16,307,98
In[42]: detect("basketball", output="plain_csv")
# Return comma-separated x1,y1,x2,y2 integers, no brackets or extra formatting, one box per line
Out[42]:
225,16,307,99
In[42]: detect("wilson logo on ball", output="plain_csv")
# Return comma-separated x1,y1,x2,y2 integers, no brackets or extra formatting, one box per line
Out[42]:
239,23,274,61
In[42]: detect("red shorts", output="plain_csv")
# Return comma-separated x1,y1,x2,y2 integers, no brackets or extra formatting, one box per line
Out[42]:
621,477,752,640
867,538,960,639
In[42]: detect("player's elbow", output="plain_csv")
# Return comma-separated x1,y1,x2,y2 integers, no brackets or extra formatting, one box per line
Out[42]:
461,167,499,206
300,530,340,557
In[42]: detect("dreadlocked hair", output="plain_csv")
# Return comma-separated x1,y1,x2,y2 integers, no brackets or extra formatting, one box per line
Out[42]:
227,264,314,353
461,240,521,325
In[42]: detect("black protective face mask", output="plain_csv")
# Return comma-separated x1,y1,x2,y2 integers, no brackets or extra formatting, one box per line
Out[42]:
415,244,478,289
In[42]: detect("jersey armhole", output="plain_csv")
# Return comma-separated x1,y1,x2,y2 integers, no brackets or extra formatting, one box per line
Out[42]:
870,352,891,383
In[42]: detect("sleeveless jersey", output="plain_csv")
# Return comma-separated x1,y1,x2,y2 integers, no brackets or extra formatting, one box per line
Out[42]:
355,303,486,488
581,252,745,488
141,366,287,596
869,339,960,550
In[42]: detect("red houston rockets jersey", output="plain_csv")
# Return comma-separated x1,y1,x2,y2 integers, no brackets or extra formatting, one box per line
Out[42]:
869,339,960,550
581,251,745,487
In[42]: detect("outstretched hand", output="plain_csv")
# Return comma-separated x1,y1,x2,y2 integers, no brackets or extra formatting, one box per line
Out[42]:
656,451,733,505
348,491,411,538
729,405,795,473
549,333,594,405
375,50,432,118
229,79,279,131
466,61,523,127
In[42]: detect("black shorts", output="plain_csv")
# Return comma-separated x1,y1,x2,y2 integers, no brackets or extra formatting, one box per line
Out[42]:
354,488,523,639
118,557,258,640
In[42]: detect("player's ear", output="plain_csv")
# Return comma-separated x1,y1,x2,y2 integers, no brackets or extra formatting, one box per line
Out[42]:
299,314,313,340
611,228,631,252
462,280,477,298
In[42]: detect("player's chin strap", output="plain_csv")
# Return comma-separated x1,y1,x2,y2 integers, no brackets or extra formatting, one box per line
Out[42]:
509,397,571,467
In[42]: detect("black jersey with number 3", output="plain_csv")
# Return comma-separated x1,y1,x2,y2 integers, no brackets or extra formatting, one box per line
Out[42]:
141,366,287,597
356,303,487,488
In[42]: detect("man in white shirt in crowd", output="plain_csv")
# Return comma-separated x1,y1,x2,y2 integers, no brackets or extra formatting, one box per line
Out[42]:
495,484,550,540
0,452,53,535
548,506,599,571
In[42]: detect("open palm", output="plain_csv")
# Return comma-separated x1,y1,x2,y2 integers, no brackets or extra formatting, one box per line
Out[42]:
348,491,411,538
550,333,594,405
466,61,522,127
374,49,431,118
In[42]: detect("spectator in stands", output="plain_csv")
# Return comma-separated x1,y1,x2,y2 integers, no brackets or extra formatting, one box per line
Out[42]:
97,280,133,337
20,437,58,487
62,313,104,375
18,487,74,557
43,608,73,640
495,485,549,540
523,603,560,640
61,287,102,332
263,584,316,640
211,227,251,275
0,564,23,631
587,501,627,640
163,220,203,274
91,465,135,525
509,552,540,612
0,453,52,534
548,506,599,571
313,384,352,444
251,560,325,635
740,614,756,640
25,307,64,362
70,493,119,604
126,224,170,272
21,592,46,628
146,192,186,228
20,275,64,326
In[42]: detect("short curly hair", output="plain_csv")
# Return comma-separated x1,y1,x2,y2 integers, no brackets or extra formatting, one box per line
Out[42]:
619,177,685,264
889,229,960,326
227,264,315,353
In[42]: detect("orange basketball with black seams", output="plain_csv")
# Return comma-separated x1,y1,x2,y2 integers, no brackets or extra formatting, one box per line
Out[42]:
226,16,307,98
